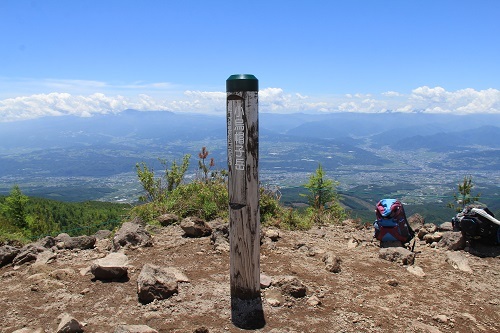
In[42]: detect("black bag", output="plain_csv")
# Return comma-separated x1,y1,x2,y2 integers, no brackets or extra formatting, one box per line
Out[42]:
453,206,500,245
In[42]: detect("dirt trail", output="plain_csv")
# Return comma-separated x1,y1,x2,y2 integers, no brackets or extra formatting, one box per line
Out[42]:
1,222,499,332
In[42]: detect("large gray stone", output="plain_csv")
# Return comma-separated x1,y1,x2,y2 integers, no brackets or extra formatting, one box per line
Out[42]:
408,213,425,231
94,229,112,240
113,220,152,250
33,250,57,268
35,236,56,248
0,245,20,267
438,222,454,232
137,263,178,304
55,233,96,250
91,252,129,280
438,231,466,251
12,244,46,266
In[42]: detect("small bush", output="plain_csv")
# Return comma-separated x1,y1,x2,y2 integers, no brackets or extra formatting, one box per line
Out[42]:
305,205,347,226
131,202,166,225
267,207,313,231
165,179,228,221
0,217,30,245
260,187,283,223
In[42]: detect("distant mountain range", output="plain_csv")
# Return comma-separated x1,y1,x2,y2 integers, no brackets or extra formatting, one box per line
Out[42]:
2,109,499,148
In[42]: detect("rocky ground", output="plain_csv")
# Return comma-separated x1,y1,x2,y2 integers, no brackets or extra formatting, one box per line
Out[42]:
1,217,499,333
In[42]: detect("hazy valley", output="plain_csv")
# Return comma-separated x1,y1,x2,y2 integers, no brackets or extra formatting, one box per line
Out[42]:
1,110,499,223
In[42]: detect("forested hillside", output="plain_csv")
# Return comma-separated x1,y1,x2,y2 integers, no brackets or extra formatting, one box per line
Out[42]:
0,187,130,244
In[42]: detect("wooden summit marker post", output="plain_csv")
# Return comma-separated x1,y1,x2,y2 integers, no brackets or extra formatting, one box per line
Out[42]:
226,74,265,329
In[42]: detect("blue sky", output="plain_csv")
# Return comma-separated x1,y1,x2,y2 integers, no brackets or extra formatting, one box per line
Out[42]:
1,0,499,121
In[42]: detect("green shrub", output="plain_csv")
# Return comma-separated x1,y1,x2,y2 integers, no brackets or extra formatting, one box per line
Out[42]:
300,163,347,226
130,202,166,225
259,186,313,230
131,150,347,229
260,187,283,223
136,154,191,203
1,185,29,229
267,207,313,230
304,204,347,226
448,175,481,212
165,179,228,221
0,216,30,245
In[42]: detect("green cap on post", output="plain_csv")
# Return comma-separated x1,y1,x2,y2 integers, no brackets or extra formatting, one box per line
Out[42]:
226,74,259,92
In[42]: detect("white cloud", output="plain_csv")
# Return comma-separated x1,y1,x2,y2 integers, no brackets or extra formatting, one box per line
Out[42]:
1,79,499,122
0,77,179,99
382,91,402,97
258,88,297,112
410,86,500,114
0,92,136,121
395,104,414,113
184,90,226,100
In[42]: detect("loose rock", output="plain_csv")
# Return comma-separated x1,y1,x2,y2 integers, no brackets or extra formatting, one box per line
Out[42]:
94,230,112,240
91,252,129,280
0,245,20,267
307,295,321,306
113,219,153,250
386,278,399,287
56,313,84,333
408,214,425,231
114,325,159,333
432,314,449,324
13,244,46,266
180,217,212,238
423,232,443,244
379,247,415,265
264,228,280,242
323,252,342,273
264,289,284,307
275,276,307,298
437,231,465,251
446,251,472,273
156,213,179,226
210,221,229,252
55,233,96,250
137,263,178,304
407,265,426,277
260,273,272,288
438,222,453,232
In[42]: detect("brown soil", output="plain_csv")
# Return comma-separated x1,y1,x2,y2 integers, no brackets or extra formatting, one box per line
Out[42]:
1,222,499,333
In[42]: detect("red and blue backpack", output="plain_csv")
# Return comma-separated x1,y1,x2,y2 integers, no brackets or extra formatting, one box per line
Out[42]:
373,199,415,243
